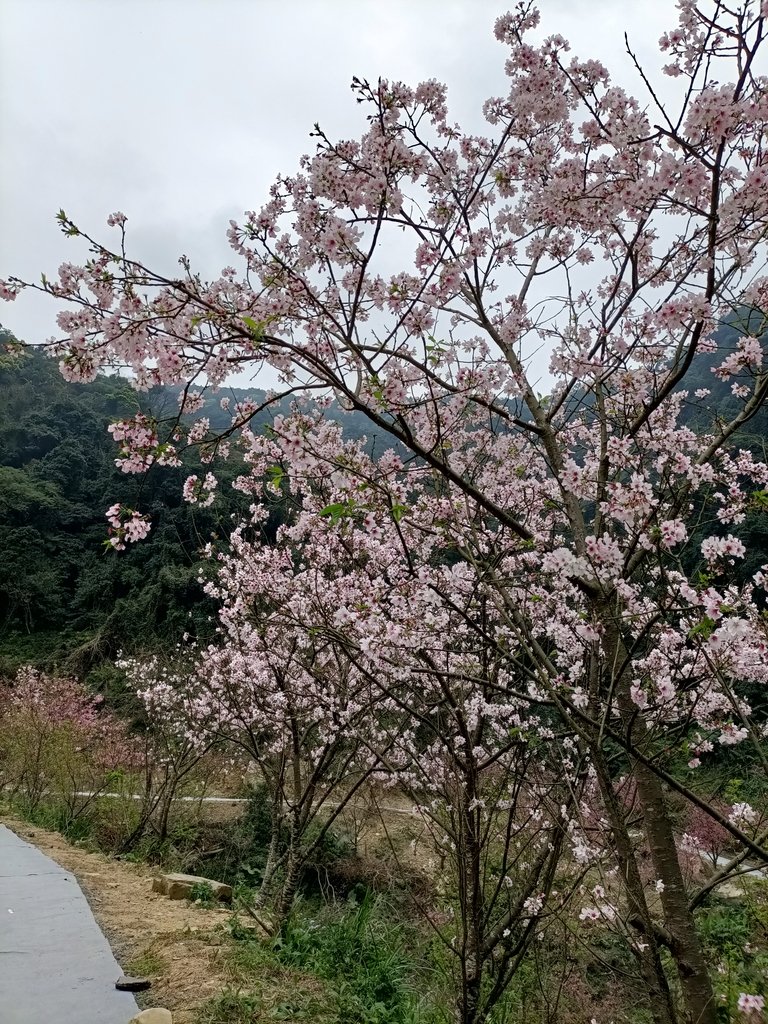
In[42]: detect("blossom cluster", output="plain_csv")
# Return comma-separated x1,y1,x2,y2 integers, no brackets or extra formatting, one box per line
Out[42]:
105,503,151,549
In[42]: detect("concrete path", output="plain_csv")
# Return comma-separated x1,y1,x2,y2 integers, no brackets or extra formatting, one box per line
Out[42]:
0,824,138,1024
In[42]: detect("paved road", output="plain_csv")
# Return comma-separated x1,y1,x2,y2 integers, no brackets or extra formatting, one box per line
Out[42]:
0,824,138,1024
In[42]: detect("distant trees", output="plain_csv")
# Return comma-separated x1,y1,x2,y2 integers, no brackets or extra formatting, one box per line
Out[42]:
0,667,137,822
0,343,389,672
0,346,249,670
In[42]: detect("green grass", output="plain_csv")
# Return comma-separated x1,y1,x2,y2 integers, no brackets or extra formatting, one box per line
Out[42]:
198,892,440,1024
198,986,336,1023
188,881,218,908
18,800,97,843
273,892,438,1024
697,887,768,1022
199,941,333,1024
198,990,265,1023
125,946,168,978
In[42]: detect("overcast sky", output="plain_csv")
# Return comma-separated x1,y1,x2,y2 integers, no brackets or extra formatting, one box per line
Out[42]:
1,0,676,352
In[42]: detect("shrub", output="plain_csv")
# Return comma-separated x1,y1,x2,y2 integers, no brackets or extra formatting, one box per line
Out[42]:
0,667,137,826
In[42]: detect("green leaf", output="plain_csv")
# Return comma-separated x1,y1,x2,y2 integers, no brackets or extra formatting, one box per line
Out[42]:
688,616,716,640
319,500,357,524
242,316,265,340
320,502,347,523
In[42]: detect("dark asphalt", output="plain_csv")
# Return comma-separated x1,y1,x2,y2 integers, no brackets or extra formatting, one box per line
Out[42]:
0,824,138,1023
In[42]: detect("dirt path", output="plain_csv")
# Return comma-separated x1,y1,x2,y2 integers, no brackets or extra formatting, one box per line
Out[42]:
1,816,233,1024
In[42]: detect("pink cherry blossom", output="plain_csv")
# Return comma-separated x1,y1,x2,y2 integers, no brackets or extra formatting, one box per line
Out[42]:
737,994,765,1016
4,6,768,1021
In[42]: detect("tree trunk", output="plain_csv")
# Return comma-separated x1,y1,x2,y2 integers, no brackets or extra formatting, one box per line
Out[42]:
118,811,151,854
256,809,284,909
601,613,717,1024
156,788,174,843
629,753,717,1024
590,740,678,1024
454,765,485,1024
275,848,303,927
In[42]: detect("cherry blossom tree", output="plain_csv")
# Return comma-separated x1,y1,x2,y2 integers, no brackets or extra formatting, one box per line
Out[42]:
113,652,220,851
216,443,588,1021
0,668,137,823
5,2,768,1021
126,535,385,927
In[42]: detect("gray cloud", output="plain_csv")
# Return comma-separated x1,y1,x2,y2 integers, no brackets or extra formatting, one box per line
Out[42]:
1,0,674,349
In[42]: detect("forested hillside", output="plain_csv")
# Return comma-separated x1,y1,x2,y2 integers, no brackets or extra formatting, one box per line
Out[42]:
0,345,234,674
676,312,768,586
0,338,395,678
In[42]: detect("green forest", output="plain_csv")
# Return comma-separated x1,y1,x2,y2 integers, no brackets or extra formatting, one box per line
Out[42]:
0,341,236,675
0,334,390,682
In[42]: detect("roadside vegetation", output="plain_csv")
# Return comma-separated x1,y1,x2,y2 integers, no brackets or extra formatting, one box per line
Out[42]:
2,664,767,1023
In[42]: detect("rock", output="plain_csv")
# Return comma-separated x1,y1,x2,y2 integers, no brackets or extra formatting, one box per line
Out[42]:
715,880,746,901
116,974,152,992
151,872,232,903
128,1010,173,1024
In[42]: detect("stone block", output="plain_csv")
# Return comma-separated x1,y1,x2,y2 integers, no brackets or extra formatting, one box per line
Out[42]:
129,1009,173,1024
151,872,232,903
